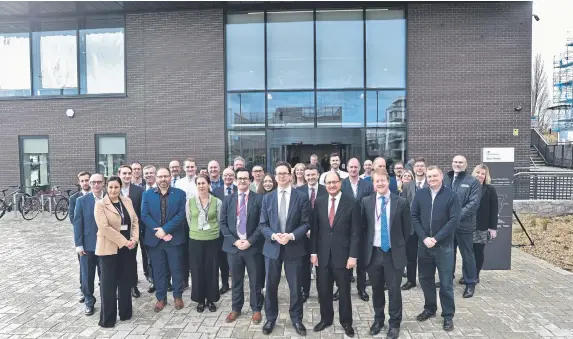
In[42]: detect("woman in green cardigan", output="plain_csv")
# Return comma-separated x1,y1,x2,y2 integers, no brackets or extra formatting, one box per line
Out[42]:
186,173,222,313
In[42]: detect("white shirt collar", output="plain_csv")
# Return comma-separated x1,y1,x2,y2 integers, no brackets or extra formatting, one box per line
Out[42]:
308,183,318,191
376,191,391,201
329,191,342,201
237,189,250,197
279,185,292,195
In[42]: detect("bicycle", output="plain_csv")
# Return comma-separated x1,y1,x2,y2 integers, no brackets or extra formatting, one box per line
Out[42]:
21,184,70,221
0,185,30,219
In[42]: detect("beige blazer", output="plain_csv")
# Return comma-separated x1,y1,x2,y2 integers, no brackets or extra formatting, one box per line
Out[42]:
94,195,139,256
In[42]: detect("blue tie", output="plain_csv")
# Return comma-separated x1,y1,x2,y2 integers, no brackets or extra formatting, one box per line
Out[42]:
227,186,232,196
380,196,390,252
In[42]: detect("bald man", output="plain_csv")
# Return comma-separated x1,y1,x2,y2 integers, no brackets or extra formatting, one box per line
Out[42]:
169,160,182,187
208,160,224,190
360,160,373,180
372,157,399,194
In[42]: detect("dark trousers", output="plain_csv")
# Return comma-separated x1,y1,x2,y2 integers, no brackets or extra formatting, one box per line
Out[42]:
77,254,82,290
99,248,135,328
418,244,455,319
367,248,403,326
134,230,151,286
405,232,419,284
317,260,353,326
218,236,230,288
473,243,486,278
301,254,311,295
228,251,264,313
182,230,190,285
80,251,100,307
189,238,220,304
265,254,303,324
453,231,477,286
148,242,183,301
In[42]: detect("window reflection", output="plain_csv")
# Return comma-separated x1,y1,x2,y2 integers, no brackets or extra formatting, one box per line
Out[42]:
366,128,406,161
316,91,364,128
81,27,125,94
227,92,266,129
228,131,267,167
0,28,31,97
267,91,315,128
21,137,50,192
366,90,406,127
226,13,265,90
97,136,126,178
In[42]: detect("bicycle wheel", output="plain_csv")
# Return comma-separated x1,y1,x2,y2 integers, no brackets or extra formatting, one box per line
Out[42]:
55,197,69,221
21,197,40,220
0,199,5,219
15,193,30,213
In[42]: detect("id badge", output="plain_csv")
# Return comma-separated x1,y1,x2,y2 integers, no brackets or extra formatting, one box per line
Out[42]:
120,224,128,231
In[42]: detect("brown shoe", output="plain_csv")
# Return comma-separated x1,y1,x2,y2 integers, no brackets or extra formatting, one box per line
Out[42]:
226,311,240,323
174,298,184,310
154,299,167,312
252,311,262,324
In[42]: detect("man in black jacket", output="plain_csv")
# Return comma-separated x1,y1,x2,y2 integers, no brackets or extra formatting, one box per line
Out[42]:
411,166,460,332
443,155,481,298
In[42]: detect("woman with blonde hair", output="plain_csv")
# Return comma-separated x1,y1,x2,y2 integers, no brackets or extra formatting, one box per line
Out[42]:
292,163,307,189
469,164,498,284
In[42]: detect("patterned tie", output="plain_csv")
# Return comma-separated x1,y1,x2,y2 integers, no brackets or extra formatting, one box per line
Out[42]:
279,190,287,233
380,196,390,252
227,186,232,196
172,177,177,186
329,197,336,228
238,193,247,235
310,188,316,209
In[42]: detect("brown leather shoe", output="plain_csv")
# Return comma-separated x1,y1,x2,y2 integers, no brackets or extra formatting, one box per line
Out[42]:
226,311,240,323
154,299,167,313
252,311,262,324
174,298,184,310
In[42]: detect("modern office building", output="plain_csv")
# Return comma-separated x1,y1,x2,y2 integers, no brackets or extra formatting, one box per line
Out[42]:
0,1,531,189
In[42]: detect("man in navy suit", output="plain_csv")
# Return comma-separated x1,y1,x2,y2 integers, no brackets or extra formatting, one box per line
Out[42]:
73,173,105,316
69,171,91,303
259,161,310,336
373,157,399,194
220,168,265,324
340,158,373,302
141,167,187,313
296,164,326,302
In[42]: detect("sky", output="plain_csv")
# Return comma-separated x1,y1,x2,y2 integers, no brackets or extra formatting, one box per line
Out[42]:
532,0,573,100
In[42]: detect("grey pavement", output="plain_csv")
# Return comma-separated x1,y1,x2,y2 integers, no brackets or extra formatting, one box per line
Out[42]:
1,214,573,338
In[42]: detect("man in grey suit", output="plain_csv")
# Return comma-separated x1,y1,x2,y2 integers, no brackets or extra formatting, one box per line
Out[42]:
69,171,91,303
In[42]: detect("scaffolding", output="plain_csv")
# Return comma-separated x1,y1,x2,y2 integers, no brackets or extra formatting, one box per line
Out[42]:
552,35,573,138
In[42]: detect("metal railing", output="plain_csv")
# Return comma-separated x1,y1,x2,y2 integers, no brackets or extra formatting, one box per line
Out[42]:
531,128,573,168
514,171,573,200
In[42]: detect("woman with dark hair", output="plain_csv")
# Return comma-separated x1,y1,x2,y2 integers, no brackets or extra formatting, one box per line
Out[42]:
186,173,223,313
256,173,277,195
94,176,139,328
469,164,498,283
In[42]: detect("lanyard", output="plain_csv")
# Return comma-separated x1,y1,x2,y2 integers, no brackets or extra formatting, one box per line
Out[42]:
114,202,125,225
375,196,389,222
236,193,249,216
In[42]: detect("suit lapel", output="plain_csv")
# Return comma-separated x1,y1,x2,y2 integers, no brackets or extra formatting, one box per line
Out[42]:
167,188,177,218
271,191,279,230
103,196,120,215
365,194,376,236
229,194,238,234
389,193,397,230
286,190,296,223
332,195,347,228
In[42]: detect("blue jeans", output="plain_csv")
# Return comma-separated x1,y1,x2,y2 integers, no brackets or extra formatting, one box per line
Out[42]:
417,244,455,319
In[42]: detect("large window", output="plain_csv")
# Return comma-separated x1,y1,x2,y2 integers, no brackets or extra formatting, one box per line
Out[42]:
20,136,50,189
96,135,126,178
0,23,31,97
228,131,267,167
227,92,266,129
366,128,406,160
316,91,364,128
267,91,314,128
366,90,406,127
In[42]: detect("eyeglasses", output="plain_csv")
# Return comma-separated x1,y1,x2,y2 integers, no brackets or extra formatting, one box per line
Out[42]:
157,175,170,179
276,172,290,177
325,180,340,185
90,181,104,185
236,177,250,181
223,174,235,178
253,169,263,173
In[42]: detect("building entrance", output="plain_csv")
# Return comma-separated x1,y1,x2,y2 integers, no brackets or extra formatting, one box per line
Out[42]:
285,144,349,171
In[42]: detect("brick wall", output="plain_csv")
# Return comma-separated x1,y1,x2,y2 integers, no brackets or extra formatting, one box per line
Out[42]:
407,2,532,169
0,9,225,189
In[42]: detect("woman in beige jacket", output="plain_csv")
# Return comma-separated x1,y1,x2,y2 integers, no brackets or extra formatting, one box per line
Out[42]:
94,176,139,328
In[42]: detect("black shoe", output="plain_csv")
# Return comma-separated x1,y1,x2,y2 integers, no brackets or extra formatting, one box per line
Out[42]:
219,285,230,295
387,326,400,339
402,268,407,278
262,321,275,335
182,281,189,290
365,278,371,287
435,281,441,288
443,318,454,331
333,289,339,301
350,276,356,283
85,306,95,316
196,303,205,313
145,275,152,284
148,284,156,293
416,310,436,322
302,293,309,303
293,322,307,336
358,290,369,302
313,321,332,332
79,296,85,303
131,287,141,298
401,281,416,290
207,302,217,312
342,324,354,337
458,277,466,285
369,322,384,336
384,284,388,291
463,285,475,298
167,283,173,292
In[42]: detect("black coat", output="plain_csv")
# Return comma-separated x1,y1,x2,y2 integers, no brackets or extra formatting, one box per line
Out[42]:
220,191,264,254
476,184,498,231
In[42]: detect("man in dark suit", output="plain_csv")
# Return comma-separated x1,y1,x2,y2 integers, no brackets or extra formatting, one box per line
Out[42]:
311,171,360,337
339,158,373,302
212,167,237,295
361,169,411,339
400,157,428,291
73,173,105,316
69,171,91,303
131,162,146,188
296,164,326,302
141,167,187,312
118,165,145,298
220,168,265,324
259,161,310,336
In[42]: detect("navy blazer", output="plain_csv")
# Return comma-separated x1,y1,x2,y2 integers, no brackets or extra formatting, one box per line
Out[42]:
68,191,84,224
297,184,327,204
220,191,264,255
212,184,237,202
73,193,99,252
259,188,310,260
127,184,144,220
341,177,373,201
141,187,187,247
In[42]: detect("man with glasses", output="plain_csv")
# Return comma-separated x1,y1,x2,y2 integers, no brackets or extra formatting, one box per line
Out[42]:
69,171,91,303
260,161,310,336
169,160,182,187
131,162,145,187
73,173,105,316
250,165,264,192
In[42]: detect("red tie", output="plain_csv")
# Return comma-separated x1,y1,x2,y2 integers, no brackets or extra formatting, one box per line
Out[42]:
329,197,336,228
310,188,316,209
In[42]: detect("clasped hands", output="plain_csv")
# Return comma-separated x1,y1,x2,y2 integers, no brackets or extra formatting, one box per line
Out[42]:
423,237,437,248
234,240,252,250
125,239,137,249
273,233,293,245
311,255,356,269
153,227,173,242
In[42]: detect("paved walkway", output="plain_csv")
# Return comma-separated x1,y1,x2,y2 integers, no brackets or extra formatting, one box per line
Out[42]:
1,214,573,338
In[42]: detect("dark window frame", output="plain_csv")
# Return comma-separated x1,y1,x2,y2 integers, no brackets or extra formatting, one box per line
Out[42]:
95,133,127,177
18,135,50,188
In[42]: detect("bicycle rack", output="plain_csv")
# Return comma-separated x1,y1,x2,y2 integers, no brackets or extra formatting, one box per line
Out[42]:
40,194,52,218
12,193,26,219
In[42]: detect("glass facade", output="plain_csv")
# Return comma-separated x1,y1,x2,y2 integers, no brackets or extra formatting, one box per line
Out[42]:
96,135,127,178
20,136,50,190
226,7,406,170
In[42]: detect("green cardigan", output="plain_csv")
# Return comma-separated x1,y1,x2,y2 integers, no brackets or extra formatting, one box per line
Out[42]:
186,195,221,241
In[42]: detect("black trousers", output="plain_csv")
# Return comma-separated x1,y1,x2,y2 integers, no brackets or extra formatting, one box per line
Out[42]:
265,254,304,324
317,260,353,326
453,231,477,286
99,247,136,328
405,233,419,284
189,238,220,304
182,230,190,285
473,243,486,278
218,236,230,288
301,254,312,295
228,251,264,313
77,254,82,290
367,248,403,326
133,243,151,287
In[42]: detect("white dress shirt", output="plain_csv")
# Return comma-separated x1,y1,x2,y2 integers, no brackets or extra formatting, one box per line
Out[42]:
416,178,427,189
145,183,157,191
326,192,342,216
319,169,349,185
374,191,391,248
176,176,198,199
307,184,319,201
